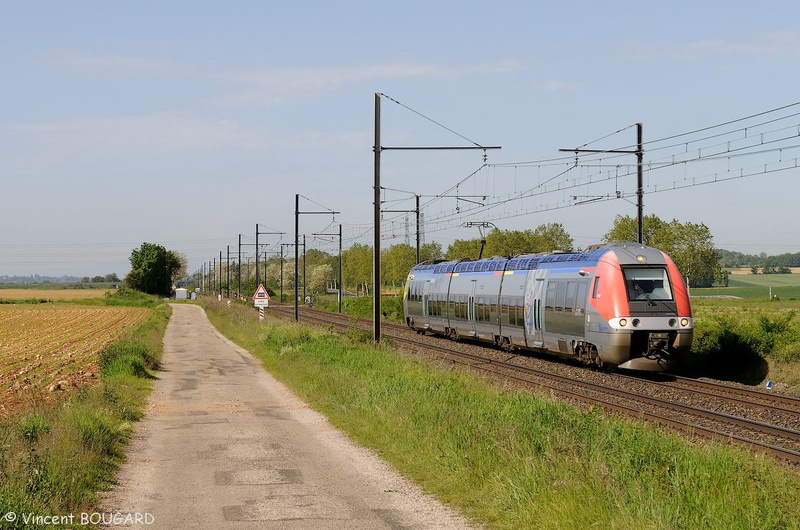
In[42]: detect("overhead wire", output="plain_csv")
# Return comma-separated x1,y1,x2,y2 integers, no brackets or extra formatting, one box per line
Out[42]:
380,93,487,148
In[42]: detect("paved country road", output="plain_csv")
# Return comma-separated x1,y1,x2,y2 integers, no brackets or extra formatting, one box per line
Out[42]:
100,304,473,529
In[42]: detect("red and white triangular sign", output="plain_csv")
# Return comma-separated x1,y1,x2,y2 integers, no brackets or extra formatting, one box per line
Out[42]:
252,284,270,299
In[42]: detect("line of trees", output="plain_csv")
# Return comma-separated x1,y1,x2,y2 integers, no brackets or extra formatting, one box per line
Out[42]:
201,223,581,297
719,249,800,270
138,215,740,298
80,273,121,283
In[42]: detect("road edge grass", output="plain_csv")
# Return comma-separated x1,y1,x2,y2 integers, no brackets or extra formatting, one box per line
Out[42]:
0,291,170,529
206,300,800,530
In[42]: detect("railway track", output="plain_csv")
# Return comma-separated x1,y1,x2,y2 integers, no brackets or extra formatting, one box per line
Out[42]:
268,303,800,464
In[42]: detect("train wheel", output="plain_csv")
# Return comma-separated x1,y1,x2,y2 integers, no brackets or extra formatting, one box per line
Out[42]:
594,356,604,369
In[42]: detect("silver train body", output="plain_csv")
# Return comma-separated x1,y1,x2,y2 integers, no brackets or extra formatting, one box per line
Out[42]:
403,243,693,371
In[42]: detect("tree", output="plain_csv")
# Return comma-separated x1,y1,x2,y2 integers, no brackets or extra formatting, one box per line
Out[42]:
445,238,483,260
308,264,333,294
125,242,183,296
530,223,574,252
304,248,331,268
601,214,669,245
382,244,416,285
342,243,372,291
167,250,188,285
484,224,573,256
602,215,722,288
446,224,574,260
420,242,444,262
265,261,283,292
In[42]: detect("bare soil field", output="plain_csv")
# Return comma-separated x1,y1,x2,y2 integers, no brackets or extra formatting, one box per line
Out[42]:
0,305,149,414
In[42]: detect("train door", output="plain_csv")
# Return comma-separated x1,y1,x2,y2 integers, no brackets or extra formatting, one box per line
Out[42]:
525,270,547,349
466,279,477,336
422,280,430,320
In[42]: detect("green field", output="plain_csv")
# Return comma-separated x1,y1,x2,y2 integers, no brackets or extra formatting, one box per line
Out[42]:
693,273,800,300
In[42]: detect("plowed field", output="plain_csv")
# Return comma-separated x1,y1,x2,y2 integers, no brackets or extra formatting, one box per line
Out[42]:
0,305,149,414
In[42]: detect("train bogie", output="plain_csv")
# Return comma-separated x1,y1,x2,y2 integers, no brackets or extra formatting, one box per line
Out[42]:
403,243,693,372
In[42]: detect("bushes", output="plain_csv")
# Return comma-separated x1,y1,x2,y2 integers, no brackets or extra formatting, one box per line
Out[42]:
689,310,800,382
99,342,155,378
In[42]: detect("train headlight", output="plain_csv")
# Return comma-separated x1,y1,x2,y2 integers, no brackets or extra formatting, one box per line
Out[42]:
680,318,689,327
619,318,628,327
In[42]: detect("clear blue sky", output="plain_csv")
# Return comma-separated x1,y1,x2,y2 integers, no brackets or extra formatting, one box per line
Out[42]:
2,1,799,277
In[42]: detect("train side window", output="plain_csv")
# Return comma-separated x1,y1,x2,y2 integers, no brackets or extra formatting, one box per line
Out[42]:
545,281,556,312
555,281,567,313
592,277,601,298
499,297,509,325
514,296,524,326
576,280,588,314
565,281,576,316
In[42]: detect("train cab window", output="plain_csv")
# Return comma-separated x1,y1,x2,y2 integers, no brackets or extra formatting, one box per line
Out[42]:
623,268,673,301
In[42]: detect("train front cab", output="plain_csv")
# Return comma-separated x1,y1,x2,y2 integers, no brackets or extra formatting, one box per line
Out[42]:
586,246,693,371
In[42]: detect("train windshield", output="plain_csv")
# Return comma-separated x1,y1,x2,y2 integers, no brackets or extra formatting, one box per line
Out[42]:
623,267,673,302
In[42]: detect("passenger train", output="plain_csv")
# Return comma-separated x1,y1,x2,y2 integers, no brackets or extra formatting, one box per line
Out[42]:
403,243,693,371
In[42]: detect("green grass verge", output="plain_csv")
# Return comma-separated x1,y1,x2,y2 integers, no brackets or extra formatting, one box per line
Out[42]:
0,298,170,529
205,300,800,530
312,294,404,322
